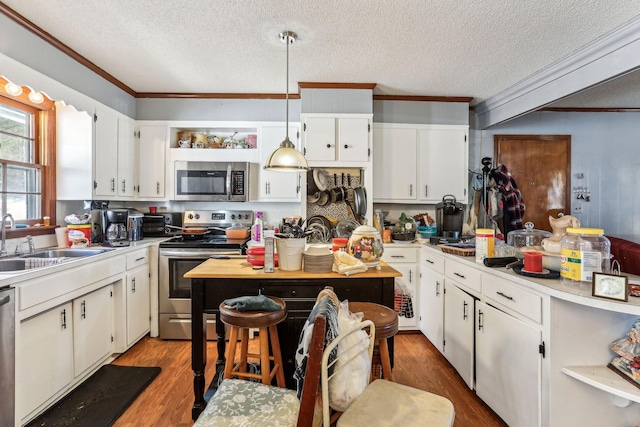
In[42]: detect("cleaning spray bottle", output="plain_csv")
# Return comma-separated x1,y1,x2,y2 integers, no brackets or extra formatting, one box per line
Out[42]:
251,212,264,245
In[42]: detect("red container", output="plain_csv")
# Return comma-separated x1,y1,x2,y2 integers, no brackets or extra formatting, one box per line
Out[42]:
67,224,91,248
332,237,348,252
246,247,278,267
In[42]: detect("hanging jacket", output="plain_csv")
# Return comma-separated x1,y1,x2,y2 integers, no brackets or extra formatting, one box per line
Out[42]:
490,164,526,233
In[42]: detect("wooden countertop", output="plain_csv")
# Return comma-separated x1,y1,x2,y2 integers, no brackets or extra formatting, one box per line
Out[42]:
184,258,402,279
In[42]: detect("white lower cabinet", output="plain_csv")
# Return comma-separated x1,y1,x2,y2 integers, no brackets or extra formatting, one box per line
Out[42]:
443,281,475,389
419,248,445,352
20,302,73,418
125,248,151,347
475,300,542,427
382,246,418,330
73,285,114,377
20,284,113,420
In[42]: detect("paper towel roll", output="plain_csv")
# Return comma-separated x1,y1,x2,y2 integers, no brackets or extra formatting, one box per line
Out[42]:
55,227,68,248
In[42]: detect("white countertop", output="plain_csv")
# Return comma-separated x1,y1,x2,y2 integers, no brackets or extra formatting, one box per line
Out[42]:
0,238,165,287
419,241,640,316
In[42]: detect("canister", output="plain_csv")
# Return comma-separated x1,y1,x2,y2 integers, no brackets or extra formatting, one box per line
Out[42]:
560,228,610,285
67,224,91,248
475,228,495,264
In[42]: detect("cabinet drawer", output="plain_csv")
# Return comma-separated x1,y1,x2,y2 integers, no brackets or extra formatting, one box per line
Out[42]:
420,248,444,274
445,258,481,293
126,248,149,270
483,276,542,324
382,247,417,263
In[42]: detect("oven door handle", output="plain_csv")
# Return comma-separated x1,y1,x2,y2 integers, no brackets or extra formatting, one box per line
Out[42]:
160,250,216,258
226,163,232,201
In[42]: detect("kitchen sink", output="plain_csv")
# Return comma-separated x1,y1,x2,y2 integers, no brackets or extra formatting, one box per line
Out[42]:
21,248,114,258
0,259,27,272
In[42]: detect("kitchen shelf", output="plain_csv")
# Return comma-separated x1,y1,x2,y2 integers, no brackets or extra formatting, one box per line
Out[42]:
562,366,640,407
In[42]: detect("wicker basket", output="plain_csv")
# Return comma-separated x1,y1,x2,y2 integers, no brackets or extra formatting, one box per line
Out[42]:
438,244,476,257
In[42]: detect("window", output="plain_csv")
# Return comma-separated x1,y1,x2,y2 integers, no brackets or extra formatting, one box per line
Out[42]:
0,77,56,237
0,100,42,220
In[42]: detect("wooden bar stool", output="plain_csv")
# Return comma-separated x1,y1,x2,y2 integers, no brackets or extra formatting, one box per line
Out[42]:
348,301,399,381
219,296,287,387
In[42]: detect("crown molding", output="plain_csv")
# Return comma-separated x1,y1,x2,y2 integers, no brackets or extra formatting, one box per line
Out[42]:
475,16,640,129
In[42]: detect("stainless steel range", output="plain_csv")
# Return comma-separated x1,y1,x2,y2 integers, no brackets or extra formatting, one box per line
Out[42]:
159,209,253,340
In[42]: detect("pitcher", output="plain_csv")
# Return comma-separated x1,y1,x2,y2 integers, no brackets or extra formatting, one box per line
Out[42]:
541,214,580,253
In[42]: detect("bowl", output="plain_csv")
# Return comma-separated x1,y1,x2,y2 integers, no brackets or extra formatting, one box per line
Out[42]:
226,227,249,239
418,226,437,238
246,249,278,267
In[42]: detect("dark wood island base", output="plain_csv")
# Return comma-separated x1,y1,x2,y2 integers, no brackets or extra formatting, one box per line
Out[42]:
186,258,401,420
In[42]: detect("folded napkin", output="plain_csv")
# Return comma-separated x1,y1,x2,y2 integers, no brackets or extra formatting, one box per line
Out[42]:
223,294,282,312
332,251,368,276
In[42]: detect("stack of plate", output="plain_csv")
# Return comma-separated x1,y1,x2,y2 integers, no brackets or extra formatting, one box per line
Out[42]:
303,245,334,273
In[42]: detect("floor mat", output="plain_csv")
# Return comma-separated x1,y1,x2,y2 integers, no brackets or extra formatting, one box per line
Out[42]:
26,365,161,427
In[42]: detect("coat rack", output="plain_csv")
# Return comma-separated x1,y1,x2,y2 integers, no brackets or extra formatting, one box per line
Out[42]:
481,157,493,229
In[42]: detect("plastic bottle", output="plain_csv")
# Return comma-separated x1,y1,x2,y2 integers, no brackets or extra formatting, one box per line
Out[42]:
251,212,264,244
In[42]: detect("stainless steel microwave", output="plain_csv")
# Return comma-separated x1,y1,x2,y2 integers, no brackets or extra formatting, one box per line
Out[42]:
174,161,249,202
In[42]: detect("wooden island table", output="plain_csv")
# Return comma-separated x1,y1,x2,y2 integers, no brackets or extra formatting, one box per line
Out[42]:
185,257,401,420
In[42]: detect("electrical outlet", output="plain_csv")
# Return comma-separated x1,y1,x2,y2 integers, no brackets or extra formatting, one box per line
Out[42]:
573,204,583,214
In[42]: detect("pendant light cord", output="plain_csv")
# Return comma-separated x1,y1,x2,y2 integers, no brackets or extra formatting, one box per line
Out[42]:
286,32,289,140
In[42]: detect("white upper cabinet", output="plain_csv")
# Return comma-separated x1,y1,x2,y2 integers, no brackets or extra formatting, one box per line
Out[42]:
94,107,135,199
417,126,468,203
136,126,167,199
251,124,301,201
56,102,93,200
301,114,371,166
373,123,468,204
372,124,417,200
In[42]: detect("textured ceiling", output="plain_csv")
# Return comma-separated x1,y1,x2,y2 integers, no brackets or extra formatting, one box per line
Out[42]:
3,0,640,106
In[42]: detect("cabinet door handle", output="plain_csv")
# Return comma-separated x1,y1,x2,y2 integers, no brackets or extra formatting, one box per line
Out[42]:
156,182,160,194
425,259,434,264
496,291,514,301
478,310,484,330
111,178,115,192
391,255,405,259
61,308,67,329
425,185,428,197
409,184,413,196
122,180,126,193
135,256,145,262
81,300,86,319
463,301,468,320
343,144,350,149
454,272,466,279
326,144,334,148
409,270,412,283
435,281,440,296
132,277,136,293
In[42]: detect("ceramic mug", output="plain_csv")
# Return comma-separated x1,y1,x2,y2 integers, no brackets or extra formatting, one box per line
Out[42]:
178,139,191,148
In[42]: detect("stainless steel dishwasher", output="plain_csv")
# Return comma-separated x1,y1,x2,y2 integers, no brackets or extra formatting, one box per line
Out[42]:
0,285,15,427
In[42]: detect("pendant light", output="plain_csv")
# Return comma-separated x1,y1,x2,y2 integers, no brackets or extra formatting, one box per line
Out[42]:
264,31,309,171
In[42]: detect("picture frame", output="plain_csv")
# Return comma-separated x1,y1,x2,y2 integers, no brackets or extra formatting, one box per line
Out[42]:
592,272,629,302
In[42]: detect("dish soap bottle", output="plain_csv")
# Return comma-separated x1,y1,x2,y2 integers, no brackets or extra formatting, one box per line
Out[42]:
251,212,264,244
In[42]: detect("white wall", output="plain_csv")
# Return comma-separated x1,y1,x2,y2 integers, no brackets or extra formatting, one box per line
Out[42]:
470,111,640,242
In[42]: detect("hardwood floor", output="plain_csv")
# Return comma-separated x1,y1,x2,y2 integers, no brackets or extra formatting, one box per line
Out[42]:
111,333,507,427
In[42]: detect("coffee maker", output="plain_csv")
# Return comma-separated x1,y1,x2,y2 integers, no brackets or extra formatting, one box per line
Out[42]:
102,209,130,247
435,195,464,240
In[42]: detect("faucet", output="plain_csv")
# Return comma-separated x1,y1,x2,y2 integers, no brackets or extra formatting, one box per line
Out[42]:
15,235,35,255
1,213,15,257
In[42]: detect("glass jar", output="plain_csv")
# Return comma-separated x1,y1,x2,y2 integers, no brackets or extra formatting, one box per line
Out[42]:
560,228,610,285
